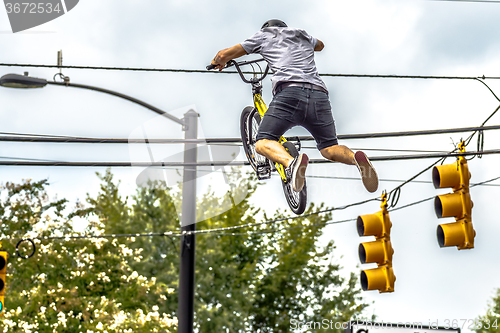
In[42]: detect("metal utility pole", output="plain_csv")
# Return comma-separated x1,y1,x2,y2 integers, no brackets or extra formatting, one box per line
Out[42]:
177,109,198,333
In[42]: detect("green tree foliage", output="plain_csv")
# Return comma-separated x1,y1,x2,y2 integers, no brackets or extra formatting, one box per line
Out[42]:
0,169,370,332
89,169,370,332
0,179,176,332
475,289,500,333
87,170,180,318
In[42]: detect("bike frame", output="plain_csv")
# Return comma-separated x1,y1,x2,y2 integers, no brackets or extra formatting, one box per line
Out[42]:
208,58,307,214
222,58,295,182
252,82,289,182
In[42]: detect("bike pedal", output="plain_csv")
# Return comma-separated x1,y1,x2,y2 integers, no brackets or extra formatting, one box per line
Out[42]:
256,165,271,180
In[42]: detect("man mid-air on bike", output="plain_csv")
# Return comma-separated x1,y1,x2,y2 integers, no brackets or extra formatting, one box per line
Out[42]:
210,19,379,193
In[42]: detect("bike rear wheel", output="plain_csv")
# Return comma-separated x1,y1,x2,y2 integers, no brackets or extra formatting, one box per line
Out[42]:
240,106,272,179
282,141,307,215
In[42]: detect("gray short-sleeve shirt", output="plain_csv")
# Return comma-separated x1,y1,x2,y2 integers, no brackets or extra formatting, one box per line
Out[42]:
241,27,328,94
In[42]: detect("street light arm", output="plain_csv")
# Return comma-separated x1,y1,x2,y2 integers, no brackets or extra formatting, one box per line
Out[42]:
47,81,186,127
1,73,185,126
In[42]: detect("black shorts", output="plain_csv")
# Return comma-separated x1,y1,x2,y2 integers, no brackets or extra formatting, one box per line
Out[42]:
256,85,338,150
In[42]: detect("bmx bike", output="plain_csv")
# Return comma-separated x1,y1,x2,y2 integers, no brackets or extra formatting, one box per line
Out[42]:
207,58,307,214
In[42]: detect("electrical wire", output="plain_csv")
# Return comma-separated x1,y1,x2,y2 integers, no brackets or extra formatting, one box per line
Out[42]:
2,62,500,80
0,149,500,167
465,105,500,147
8,197,377,242
0,156,60,162
8,172,500,243
182,218,359,237
0,131,77,138
389,174,500,212
306,174,500,186
1,125,500,144
0,147,454,165
0,149,499,167
18,231,181,241
387,156,447,208
300,146,451,154
159,173,500,236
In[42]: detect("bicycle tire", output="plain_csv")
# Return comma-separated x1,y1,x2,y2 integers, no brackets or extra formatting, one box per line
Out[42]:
240,106,269,171
282,141,307,215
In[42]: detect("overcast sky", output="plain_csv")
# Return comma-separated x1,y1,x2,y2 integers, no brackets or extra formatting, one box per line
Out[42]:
2,0,500,329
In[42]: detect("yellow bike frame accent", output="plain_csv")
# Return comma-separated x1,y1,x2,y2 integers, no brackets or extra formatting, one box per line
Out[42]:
253,94,289,181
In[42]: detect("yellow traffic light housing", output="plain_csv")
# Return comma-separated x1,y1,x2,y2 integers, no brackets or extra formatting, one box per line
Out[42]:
357,193,396,293
0,250,6,315
432,141,475,250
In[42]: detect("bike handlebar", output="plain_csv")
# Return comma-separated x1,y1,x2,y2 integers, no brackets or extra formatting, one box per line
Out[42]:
206,58,269,84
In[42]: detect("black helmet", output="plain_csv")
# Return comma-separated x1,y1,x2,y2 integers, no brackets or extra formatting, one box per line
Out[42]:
261,19,287,29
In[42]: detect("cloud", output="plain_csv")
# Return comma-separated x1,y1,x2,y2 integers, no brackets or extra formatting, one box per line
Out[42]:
415,2,500,70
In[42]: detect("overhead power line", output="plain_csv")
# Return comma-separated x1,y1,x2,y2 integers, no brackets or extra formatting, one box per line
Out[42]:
12,197,379,242
2,62,500,80
1,124,500,144
333,124,500,140
8,173,500,243
389,174,500,212
0,149,499,167
306,174,500,187
0,161,245,167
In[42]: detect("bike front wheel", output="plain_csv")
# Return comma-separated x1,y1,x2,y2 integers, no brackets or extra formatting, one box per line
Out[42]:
240,106,271,178
282,141,307,215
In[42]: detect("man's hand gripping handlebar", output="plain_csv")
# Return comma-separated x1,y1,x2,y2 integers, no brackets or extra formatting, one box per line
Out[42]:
206,61,235,71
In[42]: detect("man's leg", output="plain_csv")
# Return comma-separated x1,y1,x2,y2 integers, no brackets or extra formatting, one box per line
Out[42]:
255,139,294,167
254,87,312,192
320,145,355,165
320,144,379,193
256,139,308,192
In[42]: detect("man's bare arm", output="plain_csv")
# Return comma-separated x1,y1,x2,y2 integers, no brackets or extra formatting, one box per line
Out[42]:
314,39,324,51
211,44,247,71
